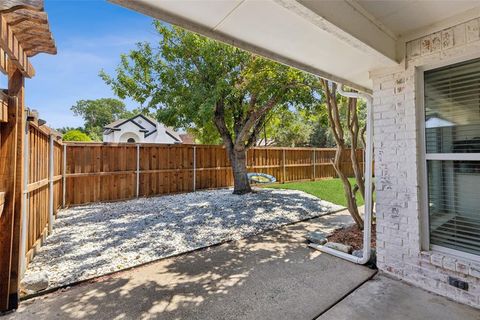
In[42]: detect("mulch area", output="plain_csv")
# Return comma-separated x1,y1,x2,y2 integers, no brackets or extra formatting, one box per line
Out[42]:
327,224,376,250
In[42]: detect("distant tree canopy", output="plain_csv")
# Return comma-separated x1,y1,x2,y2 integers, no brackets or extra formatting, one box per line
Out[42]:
62,130,92,142
56,126,86,135
70,98,134,141
101,21,321,194
259,108,312,147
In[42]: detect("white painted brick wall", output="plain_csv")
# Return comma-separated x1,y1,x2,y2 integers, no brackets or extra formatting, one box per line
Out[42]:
372,17,480,308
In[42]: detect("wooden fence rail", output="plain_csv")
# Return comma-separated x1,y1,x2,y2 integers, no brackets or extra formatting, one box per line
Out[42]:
63,142,363,206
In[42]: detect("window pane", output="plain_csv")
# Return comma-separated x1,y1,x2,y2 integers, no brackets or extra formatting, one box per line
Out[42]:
425,58,480,153
428,160,480,255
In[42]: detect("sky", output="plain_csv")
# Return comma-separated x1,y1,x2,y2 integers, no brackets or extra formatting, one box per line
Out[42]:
15,0,158,129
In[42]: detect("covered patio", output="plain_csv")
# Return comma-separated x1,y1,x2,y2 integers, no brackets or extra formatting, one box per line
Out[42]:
107,0,480,310
1,0,480,317
3,212,376,319
5,211,479,319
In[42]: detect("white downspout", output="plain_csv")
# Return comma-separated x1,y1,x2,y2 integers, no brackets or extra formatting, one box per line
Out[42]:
309,83,374,265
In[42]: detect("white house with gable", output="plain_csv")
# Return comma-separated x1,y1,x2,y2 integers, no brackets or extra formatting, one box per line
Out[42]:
103,114,182,144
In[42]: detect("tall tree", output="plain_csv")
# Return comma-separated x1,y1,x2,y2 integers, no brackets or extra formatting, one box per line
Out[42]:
101,22,319,194
309,124,336,147
71,98,133,141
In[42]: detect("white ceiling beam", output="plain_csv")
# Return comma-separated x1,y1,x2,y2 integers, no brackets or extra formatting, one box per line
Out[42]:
279,0,398,63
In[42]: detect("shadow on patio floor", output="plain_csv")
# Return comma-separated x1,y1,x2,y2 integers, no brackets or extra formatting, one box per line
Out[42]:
6,210,376,320
25,188,343,289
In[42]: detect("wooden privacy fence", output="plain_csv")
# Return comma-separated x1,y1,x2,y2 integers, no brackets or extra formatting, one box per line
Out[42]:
21,137,364,272
21,122,63,271
63,143,364,206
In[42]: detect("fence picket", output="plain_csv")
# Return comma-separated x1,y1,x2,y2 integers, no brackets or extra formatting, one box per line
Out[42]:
60,143,364,206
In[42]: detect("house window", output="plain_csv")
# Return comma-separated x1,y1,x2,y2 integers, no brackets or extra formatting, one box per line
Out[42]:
127,138,136,143
424,58,480,257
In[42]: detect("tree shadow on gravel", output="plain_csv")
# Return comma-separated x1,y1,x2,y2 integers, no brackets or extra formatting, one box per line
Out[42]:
24,188,344,290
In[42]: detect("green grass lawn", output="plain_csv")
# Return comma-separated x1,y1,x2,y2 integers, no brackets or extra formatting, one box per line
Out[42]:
264,178,364,207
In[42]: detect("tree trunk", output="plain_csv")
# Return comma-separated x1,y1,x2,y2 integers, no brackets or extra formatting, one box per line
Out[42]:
347,98,365,201
214,99,252,195
229,147,252,195
321,79,364,229
331,145,364,230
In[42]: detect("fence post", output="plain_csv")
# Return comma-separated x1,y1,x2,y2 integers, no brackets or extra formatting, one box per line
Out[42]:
363,148,366,174
136,144,140,198
48,134,54,234
312,148,316,181
62,144,66,208
19,121,29,277
282,148,286,183
193,145,196,192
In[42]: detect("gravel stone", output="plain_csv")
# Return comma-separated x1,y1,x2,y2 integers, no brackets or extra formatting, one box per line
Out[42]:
24,188,342,290
352,249,377,266
20,271,49,293
352,249,363,258
305,231,329,245
324,242,353,253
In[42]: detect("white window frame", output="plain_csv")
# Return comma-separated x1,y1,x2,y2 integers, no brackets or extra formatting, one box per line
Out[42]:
417,54,480,262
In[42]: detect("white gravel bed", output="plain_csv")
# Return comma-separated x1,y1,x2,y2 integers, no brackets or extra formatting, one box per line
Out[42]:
24,188,343,290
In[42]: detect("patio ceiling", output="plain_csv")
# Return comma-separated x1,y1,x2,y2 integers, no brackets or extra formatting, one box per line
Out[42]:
109,0,480,93
356,0,480,38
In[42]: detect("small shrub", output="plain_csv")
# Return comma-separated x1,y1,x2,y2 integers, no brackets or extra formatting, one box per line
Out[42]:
62,130,92,142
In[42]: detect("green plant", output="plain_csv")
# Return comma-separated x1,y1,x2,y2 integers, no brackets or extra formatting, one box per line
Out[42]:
62,130,92,142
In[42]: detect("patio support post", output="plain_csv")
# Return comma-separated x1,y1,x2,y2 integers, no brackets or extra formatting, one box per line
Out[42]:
62,144,66,208
9,65,25,311
0,64,25,311
136,144,140,198
193,146,196,192
48,134,54,234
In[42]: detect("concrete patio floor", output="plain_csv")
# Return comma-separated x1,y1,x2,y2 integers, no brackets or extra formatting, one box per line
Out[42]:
3,210,377,320
319,274,480,320
6,209,477,320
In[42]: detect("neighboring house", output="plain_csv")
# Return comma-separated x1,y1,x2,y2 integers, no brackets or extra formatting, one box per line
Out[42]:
103,114,182,144
112,0,480,308
179,133,196,144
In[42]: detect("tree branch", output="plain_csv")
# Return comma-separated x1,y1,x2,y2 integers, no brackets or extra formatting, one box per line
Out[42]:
245,114,266,148
235,84,295,147
321,80,342,144
213,98,234,151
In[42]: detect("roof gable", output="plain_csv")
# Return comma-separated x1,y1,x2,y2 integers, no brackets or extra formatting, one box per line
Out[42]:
103,114,182,142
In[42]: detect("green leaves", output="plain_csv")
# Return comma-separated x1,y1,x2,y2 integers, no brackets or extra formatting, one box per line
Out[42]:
70,98,133,141
62,130,92,142
101,21,321,146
